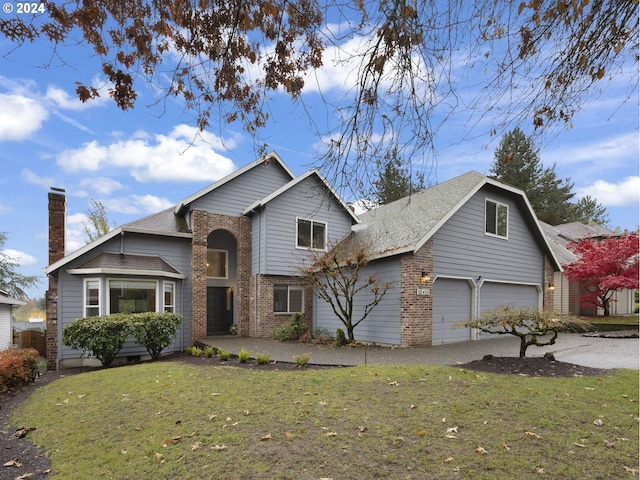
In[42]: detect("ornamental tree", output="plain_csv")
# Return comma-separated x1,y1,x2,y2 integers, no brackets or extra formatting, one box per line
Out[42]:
563,232,639,316
301,238,393,343
464,307,586,358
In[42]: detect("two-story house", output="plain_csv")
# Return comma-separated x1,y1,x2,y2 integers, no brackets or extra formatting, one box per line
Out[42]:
44,153,560,369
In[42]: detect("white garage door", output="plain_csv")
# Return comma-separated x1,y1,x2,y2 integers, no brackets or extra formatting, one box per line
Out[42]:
432,279,472,345
479,282,539,314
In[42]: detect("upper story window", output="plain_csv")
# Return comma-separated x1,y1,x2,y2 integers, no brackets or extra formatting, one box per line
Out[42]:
485,199,508,238
297,218,326,250
84,279,100,317
207,249,228,278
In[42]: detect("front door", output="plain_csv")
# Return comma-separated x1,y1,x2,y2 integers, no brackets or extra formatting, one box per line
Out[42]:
207,287,233,335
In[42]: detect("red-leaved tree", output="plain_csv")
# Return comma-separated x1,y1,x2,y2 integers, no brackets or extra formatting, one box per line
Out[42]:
563,232,639,316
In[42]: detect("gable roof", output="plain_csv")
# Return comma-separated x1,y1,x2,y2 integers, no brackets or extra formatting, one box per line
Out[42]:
175,151,295,215
353,171,562,269
242,169,360,223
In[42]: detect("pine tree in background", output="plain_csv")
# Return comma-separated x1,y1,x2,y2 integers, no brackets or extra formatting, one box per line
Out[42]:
0,232,40,299
490,128,608,226
370,149,425,207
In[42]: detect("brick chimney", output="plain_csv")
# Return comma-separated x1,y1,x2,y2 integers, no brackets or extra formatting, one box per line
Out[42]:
46,188,66,370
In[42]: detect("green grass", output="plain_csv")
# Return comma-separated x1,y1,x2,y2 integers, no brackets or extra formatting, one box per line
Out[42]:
12,363,639,479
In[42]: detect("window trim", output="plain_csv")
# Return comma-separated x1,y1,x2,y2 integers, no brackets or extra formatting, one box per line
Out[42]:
83,278,101,317
273,285,305,314
296,217,327,251
163,281,175,313
206,248,229,279
484,198,509,239
106,278,159,314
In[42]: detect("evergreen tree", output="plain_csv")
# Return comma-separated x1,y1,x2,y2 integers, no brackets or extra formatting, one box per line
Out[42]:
572,195,610,227
490,128,575,225
371,149,425,206
0,232,40,299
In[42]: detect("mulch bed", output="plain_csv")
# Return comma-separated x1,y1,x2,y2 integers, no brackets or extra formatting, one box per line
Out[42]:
0,353,610,479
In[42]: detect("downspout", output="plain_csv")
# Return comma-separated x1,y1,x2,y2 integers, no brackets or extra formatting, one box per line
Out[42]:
255,209,261,336
120,230,125,254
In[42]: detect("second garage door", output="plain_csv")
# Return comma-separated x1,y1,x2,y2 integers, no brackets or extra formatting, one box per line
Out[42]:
432,278,472,345
479,282,539,314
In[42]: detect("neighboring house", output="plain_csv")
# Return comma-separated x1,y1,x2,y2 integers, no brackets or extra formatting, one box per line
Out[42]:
541,222,636,316
44,154,561,369
315,171,561,346
0,290,25,350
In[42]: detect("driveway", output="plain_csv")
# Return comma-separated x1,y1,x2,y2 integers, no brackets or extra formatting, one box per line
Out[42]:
200,332,639,369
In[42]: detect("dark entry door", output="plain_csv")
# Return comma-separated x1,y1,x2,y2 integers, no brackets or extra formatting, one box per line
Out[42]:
207,287,233,335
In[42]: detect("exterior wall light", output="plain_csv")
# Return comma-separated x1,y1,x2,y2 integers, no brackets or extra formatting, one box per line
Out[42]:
421,271,431,283
548,283,555,291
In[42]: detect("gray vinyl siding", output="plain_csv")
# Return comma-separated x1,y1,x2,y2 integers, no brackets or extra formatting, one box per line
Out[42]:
190,162,292,216
0,306,11,350
433,186,544,285
314,257,401,345
259,176,355,276
57,233,192,361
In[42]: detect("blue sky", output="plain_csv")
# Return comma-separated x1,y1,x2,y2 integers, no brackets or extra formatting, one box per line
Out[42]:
0,16,638,300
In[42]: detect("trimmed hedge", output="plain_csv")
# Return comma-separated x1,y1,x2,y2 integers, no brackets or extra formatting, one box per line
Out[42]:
0,348,40,392
62,312,183,367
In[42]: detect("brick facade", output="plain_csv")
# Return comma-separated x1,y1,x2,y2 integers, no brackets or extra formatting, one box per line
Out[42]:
190,210,252,345
399,239,433,347
250,274,313,338
46,190,66,370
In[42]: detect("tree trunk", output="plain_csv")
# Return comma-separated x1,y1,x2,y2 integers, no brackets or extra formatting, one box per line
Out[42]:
519,337,528,358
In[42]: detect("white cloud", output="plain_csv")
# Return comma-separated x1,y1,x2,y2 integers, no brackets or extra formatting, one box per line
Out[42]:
104,194,174,215
79,177,125,196
576,176,640,207
66,213,89,253
56,124,239,182
0,203,13,215
0,94,48,141
0,249,37,266
22,169,58,189
545,132,639,167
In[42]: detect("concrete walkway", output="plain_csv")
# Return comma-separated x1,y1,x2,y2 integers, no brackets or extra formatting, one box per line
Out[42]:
199,333,639,370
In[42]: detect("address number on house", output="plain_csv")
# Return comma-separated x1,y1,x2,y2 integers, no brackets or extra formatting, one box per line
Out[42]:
416,288,431,296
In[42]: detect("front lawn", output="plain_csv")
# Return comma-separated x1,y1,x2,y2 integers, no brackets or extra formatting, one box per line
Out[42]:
12,363,639,479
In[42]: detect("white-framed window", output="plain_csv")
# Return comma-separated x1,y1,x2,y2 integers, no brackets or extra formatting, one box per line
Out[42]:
83,278,101,317
485,199,509,238
296,218,326,250
273,285,304,313
207,249,228,278
108,279,158,314
164,282,175,313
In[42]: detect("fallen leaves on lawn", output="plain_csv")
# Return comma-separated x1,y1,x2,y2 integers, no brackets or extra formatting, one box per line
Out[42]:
3,458,22,468
475,446,489,455
524,431,543,440
592,418,603,427
260,433,273,441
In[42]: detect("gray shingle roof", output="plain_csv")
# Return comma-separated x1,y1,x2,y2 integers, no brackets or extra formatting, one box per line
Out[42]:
75,252,182,275
539,222,578,265
354,171,488,257
123,207,190,234
552,222,617,241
